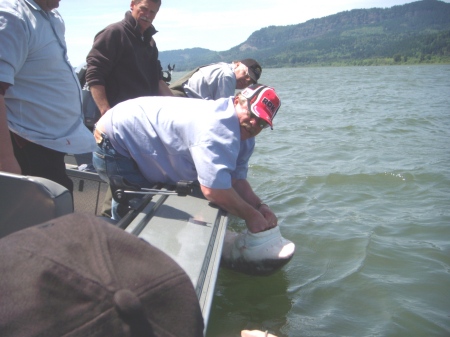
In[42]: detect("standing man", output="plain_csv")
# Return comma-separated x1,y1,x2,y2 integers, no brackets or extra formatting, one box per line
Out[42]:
0,0,96,192
86,0,172,217
85,0,172,117
170,59,262,99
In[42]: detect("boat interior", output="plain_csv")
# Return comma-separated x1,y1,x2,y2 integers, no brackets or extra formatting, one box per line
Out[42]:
0,159,228,330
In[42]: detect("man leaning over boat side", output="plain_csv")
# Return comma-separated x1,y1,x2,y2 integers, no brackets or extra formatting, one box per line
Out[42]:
85,0,173,217
169,58,262,99
0,0,96,192
92,84,280,234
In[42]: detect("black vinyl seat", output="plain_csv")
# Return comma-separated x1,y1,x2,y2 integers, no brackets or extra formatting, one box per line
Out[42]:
0,171,73,238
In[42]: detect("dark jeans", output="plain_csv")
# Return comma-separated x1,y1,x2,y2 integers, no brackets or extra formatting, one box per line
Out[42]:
92,131,149,220
10,132,73,193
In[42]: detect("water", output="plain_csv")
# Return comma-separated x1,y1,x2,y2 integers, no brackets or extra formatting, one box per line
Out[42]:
178,65,450,336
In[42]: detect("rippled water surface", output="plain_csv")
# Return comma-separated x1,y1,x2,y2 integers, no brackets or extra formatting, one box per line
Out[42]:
175,65,450,337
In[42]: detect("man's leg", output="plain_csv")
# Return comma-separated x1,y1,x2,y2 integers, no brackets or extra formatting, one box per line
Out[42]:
101,186,113,217
92,132,149,221
10,132,73,193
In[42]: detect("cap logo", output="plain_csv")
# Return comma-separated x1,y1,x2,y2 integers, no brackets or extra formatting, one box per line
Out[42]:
262,97,276,114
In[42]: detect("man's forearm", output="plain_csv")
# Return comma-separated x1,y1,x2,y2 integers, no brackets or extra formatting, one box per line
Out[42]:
90,85,111,115
158,80,174,96
231,179,279,230
232,178,262,208
200,184,268,233
0,91,21,174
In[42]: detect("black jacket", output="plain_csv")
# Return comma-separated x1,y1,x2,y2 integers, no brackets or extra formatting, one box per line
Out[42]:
86,11,163,108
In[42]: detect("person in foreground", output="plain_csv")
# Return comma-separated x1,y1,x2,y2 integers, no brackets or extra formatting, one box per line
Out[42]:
0,212,279,336
0,213,204,337
0,0,96,191
93,84,295,274
170,58,262,99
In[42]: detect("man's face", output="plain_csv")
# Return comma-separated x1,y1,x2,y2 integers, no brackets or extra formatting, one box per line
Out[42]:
234,63,255,90
131,0,160,33
235,97,264,141
34,0,60,11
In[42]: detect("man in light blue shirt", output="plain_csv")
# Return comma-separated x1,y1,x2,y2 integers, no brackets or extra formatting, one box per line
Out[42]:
170,59,262,99
0,0,96,191
93,84,281,233
169,58,263,187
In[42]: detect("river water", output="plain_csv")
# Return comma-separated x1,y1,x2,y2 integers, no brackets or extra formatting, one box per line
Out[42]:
175,65,450,337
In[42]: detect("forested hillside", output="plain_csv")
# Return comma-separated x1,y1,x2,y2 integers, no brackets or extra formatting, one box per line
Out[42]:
159,0,450,71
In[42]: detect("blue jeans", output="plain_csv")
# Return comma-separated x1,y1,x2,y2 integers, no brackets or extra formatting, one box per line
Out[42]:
92,132,150,220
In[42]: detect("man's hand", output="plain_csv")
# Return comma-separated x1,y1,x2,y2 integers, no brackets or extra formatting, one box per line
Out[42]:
258,203,278,229
242,330,277,337
200,183,276,233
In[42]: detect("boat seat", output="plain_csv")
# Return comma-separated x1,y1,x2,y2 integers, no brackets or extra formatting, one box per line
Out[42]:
0,171,73,239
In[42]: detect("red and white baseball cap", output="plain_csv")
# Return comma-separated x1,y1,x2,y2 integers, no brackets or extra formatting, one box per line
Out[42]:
241,84,281,129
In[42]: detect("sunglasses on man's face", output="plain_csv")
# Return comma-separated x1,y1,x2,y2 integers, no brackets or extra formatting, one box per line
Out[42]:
251,113,270,129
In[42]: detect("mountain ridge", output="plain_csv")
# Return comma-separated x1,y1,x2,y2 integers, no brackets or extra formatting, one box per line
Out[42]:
159,0,450,71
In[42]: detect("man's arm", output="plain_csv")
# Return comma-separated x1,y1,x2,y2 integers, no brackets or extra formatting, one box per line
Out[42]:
232,178,278,227
200,180,277,233
0,83,21,174
90,85,111,115
158,79,174,96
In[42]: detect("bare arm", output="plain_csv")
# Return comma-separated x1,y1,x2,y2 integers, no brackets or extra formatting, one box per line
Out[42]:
232,178,278,227
158,79,174,96
0,84,21,174
200,179,277,233
90,84,111,115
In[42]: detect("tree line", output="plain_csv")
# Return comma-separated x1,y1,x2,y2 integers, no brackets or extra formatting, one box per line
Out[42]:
160,0,450,70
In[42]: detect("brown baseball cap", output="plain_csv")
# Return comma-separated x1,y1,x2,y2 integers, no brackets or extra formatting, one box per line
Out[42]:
0,213,204,337
240,58,262,83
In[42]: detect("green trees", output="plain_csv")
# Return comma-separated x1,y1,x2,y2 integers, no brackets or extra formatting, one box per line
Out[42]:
160,0,450,70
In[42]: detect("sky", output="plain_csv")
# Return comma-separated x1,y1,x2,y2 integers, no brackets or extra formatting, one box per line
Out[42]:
58,0,450,67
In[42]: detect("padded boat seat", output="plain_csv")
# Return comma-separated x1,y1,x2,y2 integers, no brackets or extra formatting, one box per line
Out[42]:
0,172,73,238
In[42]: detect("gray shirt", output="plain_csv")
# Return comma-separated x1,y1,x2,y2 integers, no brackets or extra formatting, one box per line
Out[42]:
183,63,236,100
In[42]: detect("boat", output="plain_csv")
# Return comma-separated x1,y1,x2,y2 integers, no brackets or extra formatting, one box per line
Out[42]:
0,159,227,333
0,64,294,334
0,61,224,332
65,66,227,329
65,156,228,330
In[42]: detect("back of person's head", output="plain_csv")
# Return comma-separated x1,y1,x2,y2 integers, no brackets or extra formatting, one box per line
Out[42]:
0,213,204,337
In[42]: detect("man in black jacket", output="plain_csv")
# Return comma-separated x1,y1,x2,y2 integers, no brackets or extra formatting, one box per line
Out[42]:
86,0,172,116
86,0,173,217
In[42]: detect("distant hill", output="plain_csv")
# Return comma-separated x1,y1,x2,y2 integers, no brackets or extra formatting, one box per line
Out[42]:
159,0,450,71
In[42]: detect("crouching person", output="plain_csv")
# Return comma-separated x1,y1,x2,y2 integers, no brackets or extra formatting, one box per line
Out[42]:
93,84,295,274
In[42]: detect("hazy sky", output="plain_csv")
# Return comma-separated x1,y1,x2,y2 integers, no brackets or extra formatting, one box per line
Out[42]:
58,0,449,66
